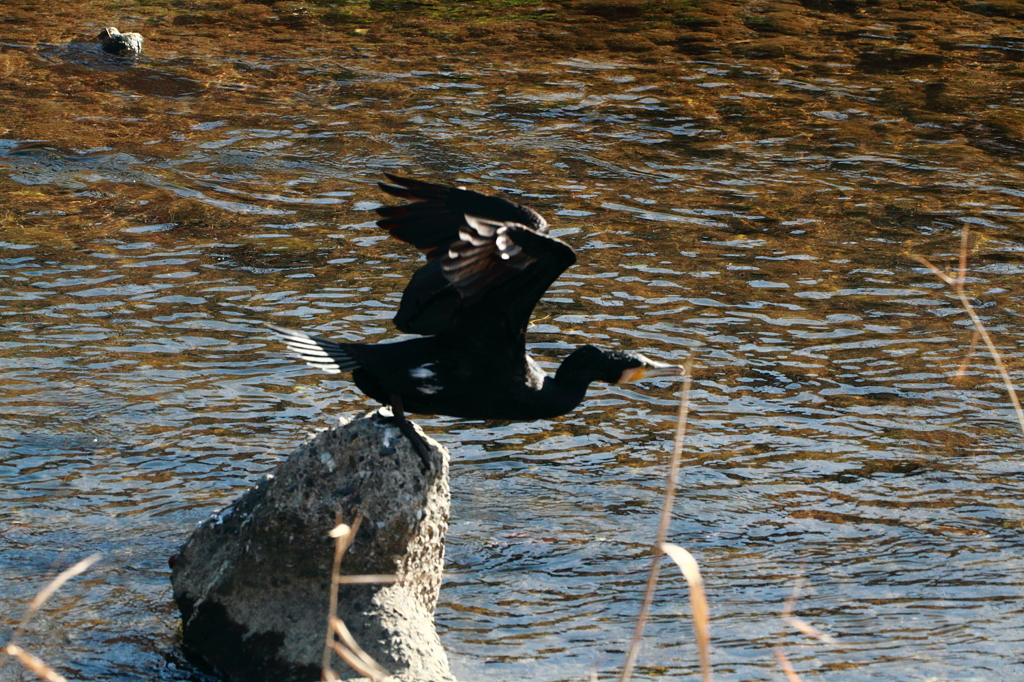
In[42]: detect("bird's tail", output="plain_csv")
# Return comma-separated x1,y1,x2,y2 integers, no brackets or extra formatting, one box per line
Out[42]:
266,324,361,375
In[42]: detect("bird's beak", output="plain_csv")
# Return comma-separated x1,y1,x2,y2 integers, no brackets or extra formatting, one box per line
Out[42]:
618,356,686,383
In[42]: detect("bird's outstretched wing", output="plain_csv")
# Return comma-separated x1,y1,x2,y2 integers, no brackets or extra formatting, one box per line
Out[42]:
375,174,576,336
376,173,548,256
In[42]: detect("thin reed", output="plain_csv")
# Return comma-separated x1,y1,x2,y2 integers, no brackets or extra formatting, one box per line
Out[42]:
620,358,695,682
781,578,835,645
774,648,804,682
772,576,843,680
327,618,390,681
4,553,102,682
4,644,67,682
321,512,394,682
660,543,712,682
912,224,1024,435
322,514,363,676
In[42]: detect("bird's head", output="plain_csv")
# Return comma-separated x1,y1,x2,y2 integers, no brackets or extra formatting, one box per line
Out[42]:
559,345,684,386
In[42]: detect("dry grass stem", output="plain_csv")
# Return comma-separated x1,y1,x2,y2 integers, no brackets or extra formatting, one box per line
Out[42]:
320,514,391,682
955,329,981,379
329,523,352,539
335,575,398,585
4,645,67,682
783,613,835,644
5,553,102,682
322,513,364,678
958,222,970,286
782,579,836,645
774,648,804,682
328,642,386,682
330,618,390,681
660,543,712,682
912,225,1024,436
620,358,693,682
17,553,102,636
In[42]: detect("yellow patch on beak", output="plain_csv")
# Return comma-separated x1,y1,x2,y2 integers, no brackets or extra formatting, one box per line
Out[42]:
619,366,647,383
619,357,686,384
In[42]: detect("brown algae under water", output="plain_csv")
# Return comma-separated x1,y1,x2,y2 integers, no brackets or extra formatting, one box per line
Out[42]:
2,1,1024,680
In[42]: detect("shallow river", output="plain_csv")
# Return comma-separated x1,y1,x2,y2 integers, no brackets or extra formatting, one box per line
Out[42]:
2,2,1024,681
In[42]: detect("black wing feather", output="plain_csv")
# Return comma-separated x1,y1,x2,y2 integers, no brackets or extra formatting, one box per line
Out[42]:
375,175,575,336
377,173,548,254
392,260,464,334
441,216,537,301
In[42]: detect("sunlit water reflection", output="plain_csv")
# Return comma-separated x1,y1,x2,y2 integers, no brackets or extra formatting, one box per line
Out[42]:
2,4,1024,681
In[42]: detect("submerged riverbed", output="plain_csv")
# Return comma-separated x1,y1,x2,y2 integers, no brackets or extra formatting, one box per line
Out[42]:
2,1,1024,680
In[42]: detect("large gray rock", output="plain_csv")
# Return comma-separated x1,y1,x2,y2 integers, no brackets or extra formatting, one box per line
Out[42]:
170,411,454,682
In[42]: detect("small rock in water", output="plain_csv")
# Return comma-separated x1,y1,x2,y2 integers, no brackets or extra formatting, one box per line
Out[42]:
97,27,143,56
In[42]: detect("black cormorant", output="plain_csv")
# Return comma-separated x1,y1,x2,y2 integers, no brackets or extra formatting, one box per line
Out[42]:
269,174,683,465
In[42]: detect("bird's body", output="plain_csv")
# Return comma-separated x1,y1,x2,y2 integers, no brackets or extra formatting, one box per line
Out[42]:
352,334,557,420
97,27,143,56
269,174,681,462
274,325,640,421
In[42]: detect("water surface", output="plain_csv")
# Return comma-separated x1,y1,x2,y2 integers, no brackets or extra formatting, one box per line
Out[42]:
2,2,1024,681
